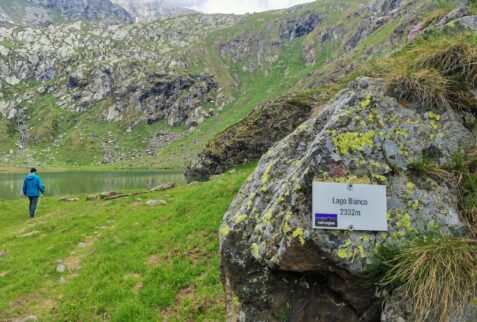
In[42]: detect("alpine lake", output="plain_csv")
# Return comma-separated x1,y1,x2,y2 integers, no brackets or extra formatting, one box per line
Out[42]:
0,170,186,200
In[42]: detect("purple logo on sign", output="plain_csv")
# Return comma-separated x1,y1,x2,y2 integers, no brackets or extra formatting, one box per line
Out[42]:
315,213,338,228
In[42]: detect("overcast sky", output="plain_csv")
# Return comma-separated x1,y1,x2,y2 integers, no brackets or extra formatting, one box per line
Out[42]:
168,0,316,14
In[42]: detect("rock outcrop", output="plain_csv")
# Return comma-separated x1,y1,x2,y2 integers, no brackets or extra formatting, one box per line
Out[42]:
111,0,195,21
220,78,474,321
28,0,134,24
185,97,312,180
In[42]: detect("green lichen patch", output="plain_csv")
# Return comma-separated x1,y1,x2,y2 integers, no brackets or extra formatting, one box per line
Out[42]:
292,228,305,245
332,130,376,155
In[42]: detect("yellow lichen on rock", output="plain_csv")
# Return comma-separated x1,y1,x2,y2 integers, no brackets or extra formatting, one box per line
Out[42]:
406,182,416,193
337,248,354,259
292,228,305,245
220,225,231,237
263,209,273,225
329,175,372,184
251,243,260,258
261,163,273,186
332,130,376,155
234,213,249,224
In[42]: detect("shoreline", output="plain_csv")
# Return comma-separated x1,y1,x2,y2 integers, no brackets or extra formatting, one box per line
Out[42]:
0,165,184,173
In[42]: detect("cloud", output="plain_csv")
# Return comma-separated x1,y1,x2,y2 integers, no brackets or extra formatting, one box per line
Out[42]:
167,0,316,14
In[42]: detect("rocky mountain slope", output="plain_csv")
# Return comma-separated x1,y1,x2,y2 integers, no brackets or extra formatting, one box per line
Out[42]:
111,0,195,22
0,0,134,26
0,0,468,167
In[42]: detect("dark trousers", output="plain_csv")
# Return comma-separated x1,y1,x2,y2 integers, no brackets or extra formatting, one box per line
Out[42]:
28,197,39,218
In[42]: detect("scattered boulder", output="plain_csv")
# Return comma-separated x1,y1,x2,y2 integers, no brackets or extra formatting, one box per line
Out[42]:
78,242,86,249
185,96,313,181
100,192,118,199
0,250,6,257
86,195,99,201
145,199,167,207
150,182,175,192
449,14,477,31
58,197,80,202
59,276,66,285
220,78,473,321
55,261,66,273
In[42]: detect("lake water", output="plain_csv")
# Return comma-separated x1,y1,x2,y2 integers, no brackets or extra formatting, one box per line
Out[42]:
0,170,186,200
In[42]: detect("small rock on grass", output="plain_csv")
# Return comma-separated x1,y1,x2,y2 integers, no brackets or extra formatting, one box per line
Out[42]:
55,261,66,273
86,195,99,201
58,197,80,202
146,199,167,206
59,276,66,285
16,315,38,322
19,231,40,238
0,250,6,257
100,192,118,199
78,242,86,249
150,182,175,192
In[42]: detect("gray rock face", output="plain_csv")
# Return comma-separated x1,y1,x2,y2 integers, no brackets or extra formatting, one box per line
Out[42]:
219,11,320,72
0,15,238,129
382,288,477,322
28,0,134,24
279,12,320,40
451,15,477,31
111,0,195,21
220,78,473,321
185,97,312,181
103,73,218,128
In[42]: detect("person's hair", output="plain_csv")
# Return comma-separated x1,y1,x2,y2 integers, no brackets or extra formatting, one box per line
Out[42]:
30,168,37,173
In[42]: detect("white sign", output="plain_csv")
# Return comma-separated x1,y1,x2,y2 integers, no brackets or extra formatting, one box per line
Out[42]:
312,182,387,231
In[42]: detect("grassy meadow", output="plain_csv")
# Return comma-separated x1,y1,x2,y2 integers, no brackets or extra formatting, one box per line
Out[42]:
0,164,255,321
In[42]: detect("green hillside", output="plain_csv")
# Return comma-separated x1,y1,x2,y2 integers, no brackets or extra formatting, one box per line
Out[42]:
0,164,255,321
0,0,451,168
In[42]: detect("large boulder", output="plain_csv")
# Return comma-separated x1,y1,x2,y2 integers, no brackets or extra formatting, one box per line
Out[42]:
220,78,474,321
185,97,312,181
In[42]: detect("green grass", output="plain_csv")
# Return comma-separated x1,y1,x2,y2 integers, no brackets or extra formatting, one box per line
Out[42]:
0,163,256,321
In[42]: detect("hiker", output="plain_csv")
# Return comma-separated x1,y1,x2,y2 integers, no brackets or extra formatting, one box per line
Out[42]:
22,168,45,219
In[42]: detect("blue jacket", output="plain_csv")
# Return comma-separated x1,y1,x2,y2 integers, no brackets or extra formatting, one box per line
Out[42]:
23,174,45,197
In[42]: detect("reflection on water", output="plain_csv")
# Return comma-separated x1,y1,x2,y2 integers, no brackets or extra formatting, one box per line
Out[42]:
0,171,186,200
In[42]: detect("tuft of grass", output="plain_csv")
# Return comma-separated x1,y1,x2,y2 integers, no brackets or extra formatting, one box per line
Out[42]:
408,154,453,180
384,34,477,113
369,233,477,322
413,38,468,75
443,150,477,237
386,68,451,110
422,8,450,28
